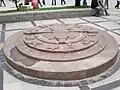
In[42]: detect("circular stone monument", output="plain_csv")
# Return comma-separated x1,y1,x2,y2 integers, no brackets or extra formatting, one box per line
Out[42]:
3,24,119,81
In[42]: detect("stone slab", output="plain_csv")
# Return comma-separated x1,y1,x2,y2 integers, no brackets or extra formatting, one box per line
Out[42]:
113,30,120,35
108,9,120,15
102,15,120,21
107,31,120,44
34,19,61,26
5,30,21,41
88,59,120,89
116,21,120,24
6,22,33,30
0,9,96,23
81,23,105,31
4,70,80,90
95,21,120,30
111,87,120,90
4,83,22,90
81,17,108,23
59,18,87,24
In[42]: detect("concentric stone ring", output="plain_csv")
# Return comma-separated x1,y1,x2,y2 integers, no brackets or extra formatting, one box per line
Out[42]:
3,24,119,80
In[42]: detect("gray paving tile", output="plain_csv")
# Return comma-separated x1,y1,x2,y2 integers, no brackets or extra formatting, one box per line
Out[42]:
116,21,120,24
113,30,120,35
4,70,80,90
34,19,61,26
80,23,105,31
91,80,120,90
102,15,120,21
88,68,120,89
95,21,120,30
111,87,120,90
38,87,80,90
59,18,87,24
108,9,120,15
5,30,21,41
81,17,108,23
6,22,33,30
4,83,22,90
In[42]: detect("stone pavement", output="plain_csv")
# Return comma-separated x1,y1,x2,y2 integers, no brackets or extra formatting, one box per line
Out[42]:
0,8,119,90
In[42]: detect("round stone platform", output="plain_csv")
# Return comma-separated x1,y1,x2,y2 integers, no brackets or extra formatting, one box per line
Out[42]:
3,24,119,81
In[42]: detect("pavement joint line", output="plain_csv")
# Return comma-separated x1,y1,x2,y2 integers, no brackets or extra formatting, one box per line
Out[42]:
5,28,28,32
80,17,109,31
2,24,5,31
0,24,6,42
31,21,37,26
79,85,91,90
57,19,65,24
101,15,120,24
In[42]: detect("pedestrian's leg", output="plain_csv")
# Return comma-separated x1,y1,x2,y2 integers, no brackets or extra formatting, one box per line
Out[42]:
42,0,45,5
54,0,56,5
2,0,6,6
96,8,100,17
104,8,109,15
104,0,108,9
115,1,119,9
106,0,109,9
52,0,53,5
118,1,120,9
83,0,87,6
38,0,42,7
61,0,63,5
63,0,66,4
0,0,2,6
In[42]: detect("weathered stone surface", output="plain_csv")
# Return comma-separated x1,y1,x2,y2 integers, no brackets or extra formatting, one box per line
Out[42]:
2,24,119,85
0,9,98,23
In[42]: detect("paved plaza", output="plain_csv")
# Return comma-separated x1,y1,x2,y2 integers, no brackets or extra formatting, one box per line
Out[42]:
0,0,120,90
0,9,119,90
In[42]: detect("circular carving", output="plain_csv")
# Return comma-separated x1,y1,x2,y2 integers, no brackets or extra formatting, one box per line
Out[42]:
16,24,106,61
3,24,119,81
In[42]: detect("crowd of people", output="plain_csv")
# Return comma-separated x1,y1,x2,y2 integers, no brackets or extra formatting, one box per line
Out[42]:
0,0,120,11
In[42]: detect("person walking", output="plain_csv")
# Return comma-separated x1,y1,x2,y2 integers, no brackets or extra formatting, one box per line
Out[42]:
115,0,120,9
91,0,109,17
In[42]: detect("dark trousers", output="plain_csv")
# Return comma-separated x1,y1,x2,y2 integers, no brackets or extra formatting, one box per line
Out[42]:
104,0,109,9
115,1,120,9
52,0,56,5
61,0,66,5
0,0,6,6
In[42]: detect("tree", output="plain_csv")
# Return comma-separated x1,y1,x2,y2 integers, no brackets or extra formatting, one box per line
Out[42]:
75,0,81,6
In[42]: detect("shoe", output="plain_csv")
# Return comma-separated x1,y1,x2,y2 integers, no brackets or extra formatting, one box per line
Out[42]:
115,6,119,9
96,14,100,17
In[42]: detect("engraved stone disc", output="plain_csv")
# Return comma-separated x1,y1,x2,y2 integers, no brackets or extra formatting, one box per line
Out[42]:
3,24,119,80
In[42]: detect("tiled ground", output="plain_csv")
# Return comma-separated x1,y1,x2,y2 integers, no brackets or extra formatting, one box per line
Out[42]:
59,18,87,24
34,20,61,26
1,9,120,90
5,22,33,31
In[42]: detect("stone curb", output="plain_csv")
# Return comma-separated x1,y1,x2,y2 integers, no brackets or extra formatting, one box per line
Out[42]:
0,9,96,23
0,50,120,87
